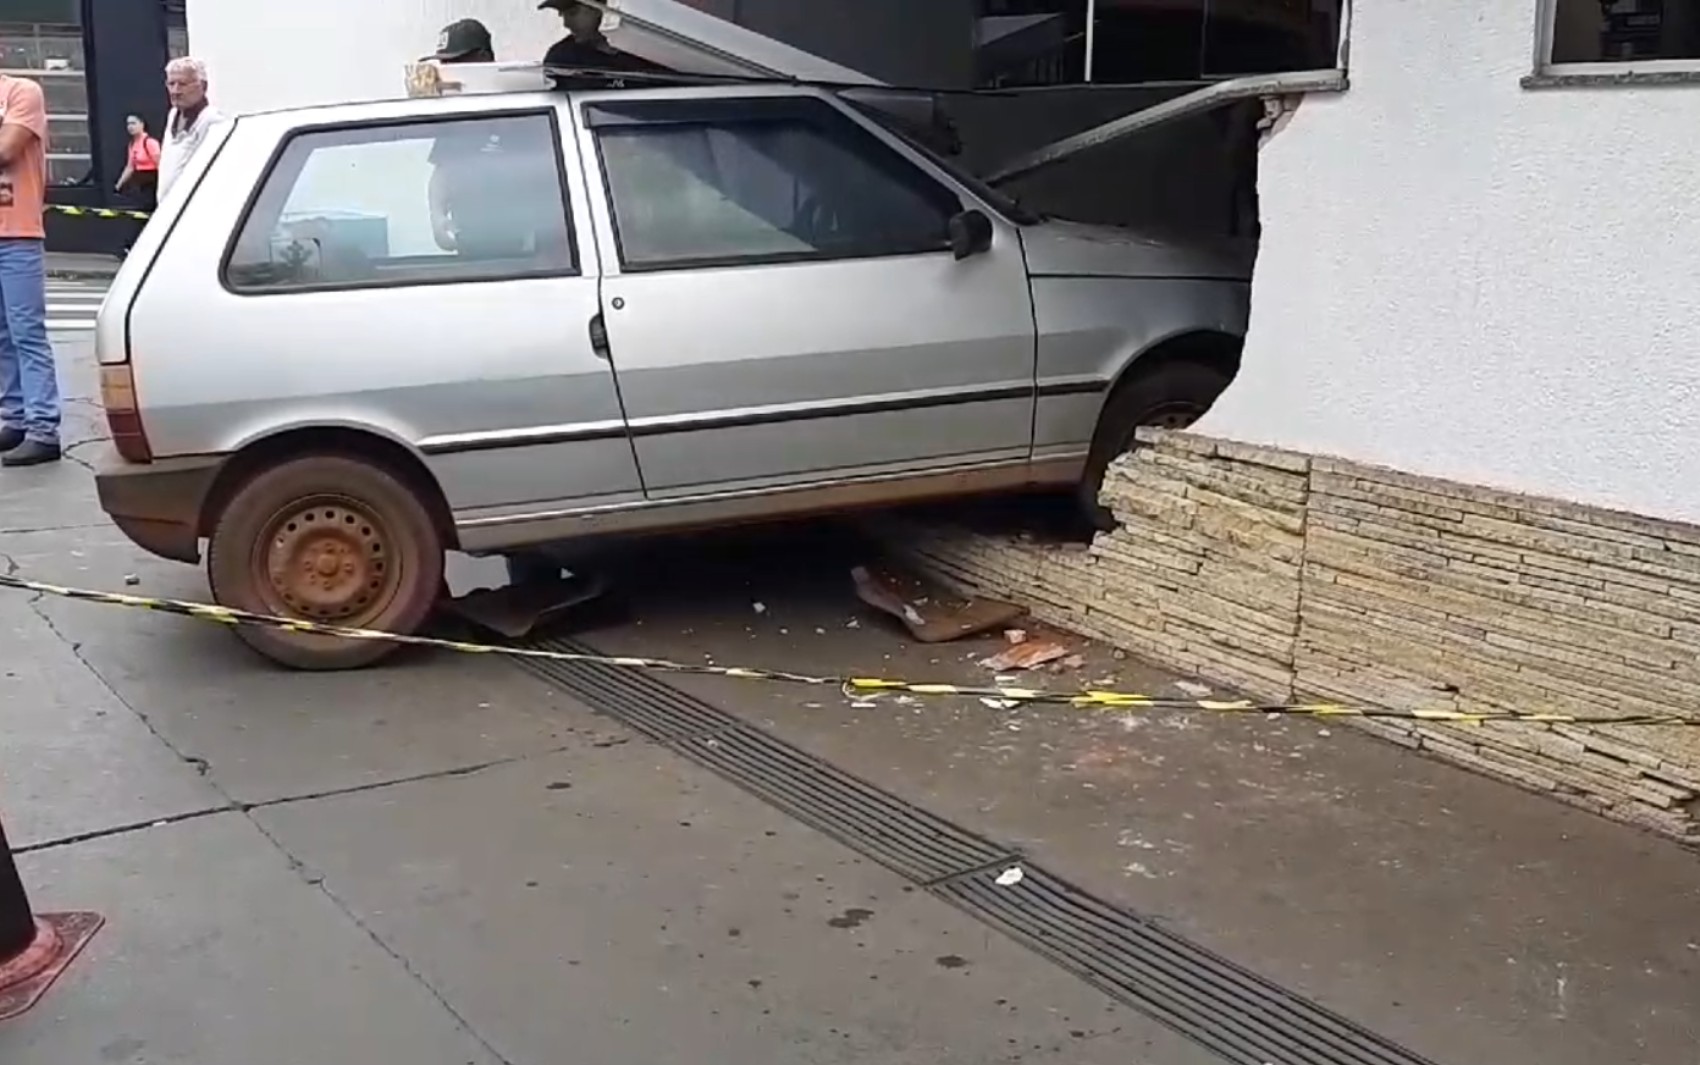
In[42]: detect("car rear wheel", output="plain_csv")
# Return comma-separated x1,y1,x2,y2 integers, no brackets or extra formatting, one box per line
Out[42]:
207,455,445,670
1077,359,1234,532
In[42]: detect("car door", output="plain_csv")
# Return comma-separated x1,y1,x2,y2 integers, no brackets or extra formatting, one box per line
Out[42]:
574,90,1037,499
146,103,643,536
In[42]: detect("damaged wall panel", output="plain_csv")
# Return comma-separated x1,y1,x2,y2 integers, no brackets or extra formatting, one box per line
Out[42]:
875,430,1700,844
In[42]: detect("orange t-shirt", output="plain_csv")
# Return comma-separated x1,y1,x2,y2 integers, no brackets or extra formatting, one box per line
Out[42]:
0,76,48,240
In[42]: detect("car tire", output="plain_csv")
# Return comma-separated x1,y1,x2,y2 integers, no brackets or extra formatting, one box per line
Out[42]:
1077,359,1234,532
207,454,445,671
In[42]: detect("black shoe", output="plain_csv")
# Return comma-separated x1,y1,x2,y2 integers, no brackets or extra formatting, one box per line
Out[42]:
0,427,23,453
1,439,61,467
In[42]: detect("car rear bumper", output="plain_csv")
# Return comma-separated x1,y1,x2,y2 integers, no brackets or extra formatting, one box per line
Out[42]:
94,449,225,564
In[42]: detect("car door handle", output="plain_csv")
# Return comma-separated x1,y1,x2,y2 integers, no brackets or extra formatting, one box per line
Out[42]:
588,313,612,361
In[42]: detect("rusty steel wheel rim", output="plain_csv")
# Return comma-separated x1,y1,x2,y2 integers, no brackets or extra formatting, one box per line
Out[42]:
255,497,401,626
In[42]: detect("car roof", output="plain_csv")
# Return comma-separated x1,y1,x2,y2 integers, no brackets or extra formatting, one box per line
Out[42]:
230,77,834,129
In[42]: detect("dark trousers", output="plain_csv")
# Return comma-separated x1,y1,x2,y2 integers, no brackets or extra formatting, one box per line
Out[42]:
127,169,158,213
121,170,159,251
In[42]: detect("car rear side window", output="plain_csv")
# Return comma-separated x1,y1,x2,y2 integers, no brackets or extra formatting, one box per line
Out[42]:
224,112,576,293
592,99,961,272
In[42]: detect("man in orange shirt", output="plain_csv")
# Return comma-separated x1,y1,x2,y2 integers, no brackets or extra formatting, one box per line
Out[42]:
0,72,59,466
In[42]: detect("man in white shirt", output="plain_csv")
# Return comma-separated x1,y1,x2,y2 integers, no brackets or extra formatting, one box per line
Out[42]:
157,57,223,202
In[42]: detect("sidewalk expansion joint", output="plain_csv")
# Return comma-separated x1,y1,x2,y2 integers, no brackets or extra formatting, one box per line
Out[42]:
12,805,238,855
239,813,522,1065
243,746,586,815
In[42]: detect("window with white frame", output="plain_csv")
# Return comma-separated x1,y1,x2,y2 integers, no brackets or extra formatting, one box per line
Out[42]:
1539,0,1700,71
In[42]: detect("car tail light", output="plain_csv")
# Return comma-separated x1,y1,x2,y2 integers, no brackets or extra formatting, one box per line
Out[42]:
99,363,152,463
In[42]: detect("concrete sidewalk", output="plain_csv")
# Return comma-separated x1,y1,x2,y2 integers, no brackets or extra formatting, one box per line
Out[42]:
571,527,1700,1065
1,333,1696,1064
1,333,1213,1065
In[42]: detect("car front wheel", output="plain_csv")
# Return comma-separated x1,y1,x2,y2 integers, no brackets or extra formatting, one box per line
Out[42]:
1077,359,1234,531
206,454,445,670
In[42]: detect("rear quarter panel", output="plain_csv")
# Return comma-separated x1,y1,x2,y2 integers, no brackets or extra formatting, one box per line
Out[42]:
119,111,358,457
97,120,235,368
1030,275,1249,457
117,98,614,502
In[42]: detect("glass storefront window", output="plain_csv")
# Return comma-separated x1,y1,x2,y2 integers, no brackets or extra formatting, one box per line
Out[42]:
0,17,92,186
38,70,88,112
47,115,88,153
977,1,1089,86
973,0,1345,86
166,0,188,58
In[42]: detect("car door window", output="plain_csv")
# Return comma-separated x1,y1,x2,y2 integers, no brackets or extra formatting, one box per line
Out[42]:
594,101,962,271
225,112,575,293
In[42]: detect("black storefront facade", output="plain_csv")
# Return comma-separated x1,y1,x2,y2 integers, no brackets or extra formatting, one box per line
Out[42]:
0,0,187,253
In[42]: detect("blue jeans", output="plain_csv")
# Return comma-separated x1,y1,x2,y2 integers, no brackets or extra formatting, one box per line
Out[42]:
0,238,60,445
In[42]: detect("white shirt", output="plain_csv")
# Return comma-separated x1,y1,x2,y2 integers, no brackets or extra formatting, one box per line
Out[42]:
157,104,224,203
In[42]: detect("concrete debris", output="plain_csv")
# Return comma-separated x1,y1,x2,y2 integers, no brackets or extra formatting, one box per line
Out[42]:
980,639,1070,672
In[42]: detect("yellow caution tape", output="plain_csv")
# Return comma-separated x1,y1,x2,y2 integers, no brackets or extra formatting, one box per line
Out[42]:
0,571,1694,728
48,204,150,221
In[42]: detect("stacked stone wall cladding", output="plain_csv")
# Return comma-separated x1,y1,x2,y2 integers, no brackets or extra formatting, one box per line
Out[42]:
878,429,1700,843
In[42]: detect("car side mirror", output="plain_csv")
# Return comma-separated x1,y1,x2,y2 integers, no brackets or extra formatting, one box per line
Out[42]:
948,209,993,260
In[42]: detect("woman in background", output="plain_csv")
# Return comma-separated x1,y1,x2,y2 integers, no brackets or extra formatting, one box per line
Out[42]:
115,114,161,212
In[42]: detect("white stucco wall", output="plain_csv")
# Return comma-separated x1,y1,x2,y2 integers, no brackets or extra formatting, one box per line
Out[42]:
1199,1,1700,524
186,0,566,115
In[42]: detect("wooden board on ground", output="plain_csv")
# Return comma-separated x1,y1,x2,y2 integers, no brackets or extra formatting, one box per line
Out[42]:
852,563,1026,644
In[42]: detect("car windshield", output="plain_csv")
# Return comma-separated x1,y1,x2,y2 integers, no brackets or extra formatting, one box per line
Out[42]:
847,100,1044,226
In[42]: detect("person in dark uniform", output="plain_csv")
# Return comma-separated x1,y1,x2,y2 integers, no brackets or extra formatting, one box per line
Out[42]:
539,0,670,87
423,20,499,253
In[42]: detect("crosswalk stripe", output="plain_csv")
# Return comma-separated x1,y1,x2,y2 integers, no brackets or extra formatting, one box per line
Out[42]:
44,280,109,333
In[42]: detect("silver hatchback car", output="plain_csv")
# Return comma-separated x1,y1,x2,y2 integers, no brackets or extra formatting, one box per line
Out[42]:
93,79,1251,670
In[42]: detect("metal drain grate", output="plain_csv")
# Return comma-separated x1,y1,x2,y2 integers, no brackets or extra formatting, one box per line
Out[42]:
673,729,1010,883
521,635,746,742
517,637,1013,883
933,863,1434,1065
513,634,1441,1065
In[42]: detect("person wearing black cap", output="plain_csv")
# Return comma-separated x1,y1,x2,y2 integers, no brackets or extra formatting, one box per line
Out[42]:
427,18,495,64
423,19,498,252
539,0,669,87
